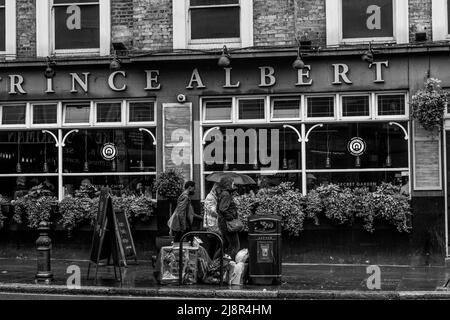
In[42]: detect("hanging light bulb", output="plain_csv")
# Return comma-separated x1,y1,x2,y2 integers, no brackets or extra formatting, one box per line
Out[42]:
16,162,22,173
252,160,259,170
282,158,288,170
325,156,331,169
385,154,392,167
83,161,89,172
355,155,361,168
223,161,229,171
111,159,117,172
43,138,48,173
43,162,49,173
16,132,21,173
139,160,145,171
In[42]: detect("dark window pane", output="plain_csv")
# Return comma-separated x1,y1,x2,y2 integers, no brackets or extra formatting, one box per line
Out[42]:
2,104,26,125
54,0,98,4
129,102,155,122
191,0,238,5
342,96,370,117
0,1,5,6
204,100,232,121
0,8,5,52
448,0,450,34
54,5,99,49
65,103,90,123
307,97,334,117
342,0,393,39
306,122,408,170
238,99,265,120
191,7,240,39
62,129,156,173
378,95,405,116
96,102,121,123
272,99,300,119
33,104,57,124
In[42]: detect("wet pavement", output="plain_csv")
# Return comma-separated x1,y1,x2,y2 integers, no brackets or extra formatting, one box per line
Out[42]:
0,257,449,294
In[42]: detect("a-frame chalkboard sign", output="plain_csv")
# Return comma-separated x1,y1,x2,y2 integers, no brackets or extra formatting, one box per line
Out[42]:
87,188,137,283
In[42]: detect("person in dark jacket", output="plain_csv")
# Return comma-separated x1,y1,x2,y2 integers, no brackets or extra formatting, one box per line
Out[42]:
169,181,202,242
217,176,240,260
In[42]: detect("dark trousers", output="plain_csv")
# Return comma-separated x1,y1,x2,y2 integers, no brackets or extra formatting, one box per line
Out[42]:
221,228,240,260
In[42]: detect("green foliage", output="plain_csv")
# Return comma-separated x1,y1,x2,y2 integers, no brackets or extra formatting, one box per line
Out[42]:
235,182,412,236
153,168,185,200
12,184,57,229
411,78,450,132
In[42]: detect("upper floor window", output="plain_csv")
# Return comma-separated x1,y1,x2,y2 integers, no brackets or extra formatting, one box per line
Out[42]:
326,0,408,45
0,0,16,58
173,0,253,49
36,0,111,56
432,0,450,41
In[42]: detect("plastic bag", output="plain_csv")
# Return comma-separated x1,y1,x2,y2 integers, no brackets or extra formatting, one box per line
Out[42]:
235,248,249,264
228,262,246,285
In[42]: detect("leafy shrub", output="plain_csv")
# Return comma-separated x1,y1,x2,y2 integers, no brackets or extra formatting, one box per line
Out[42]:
153,168,185,200
12,191,57,229
411,78,449,132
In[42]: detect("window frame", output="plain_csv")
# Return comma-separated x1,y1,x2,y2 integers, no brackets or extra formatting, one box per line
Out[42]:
0,0,16,59
62,101,94,127
235,96,269,124
304,94,337,121
36,0,111,57
325,0,409,46
31,102,60,127
270,97,302,122
202,98,234,124
126,100,157,126
173,0,253,50
375,92,408,119
94,100,124,126
340,94,372,120
432,0,450,41
0,103,29,128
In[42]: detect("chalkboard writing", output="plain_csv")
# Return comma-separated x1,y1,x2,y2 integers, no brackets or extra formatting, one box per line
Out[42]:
113,210,137,265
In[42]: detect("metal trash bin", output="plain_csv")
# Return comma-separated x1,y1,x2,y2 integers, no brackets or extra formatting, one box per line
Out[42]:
248,215,282,285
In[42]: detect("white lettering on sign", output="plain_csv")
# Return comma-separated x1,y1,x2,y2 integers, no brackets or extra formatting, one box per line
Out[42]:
70,72,90,93
366,265,381,290
366,5,381,30
259,66,276,87
171,128,191,165
332,64,352,85
66,265,81,289
296,65,313,86
144,70,161,90
45,78,55,94
66,5,81,30
9,75,26,94
223,67,240,88
108,71,127,92
186,68,206,89
370,61,389,83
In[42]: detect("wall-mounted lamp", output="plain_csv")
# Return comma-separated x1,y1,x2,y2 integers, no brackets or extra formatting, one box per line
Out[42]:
44,56,56,78
292,42,305,70
361,42,374,64
110,54,121,70
217,45,231,68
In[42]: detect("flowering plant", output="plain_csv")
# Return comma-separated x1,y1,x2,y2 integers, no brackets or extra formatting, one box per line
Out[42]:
411,78,450,132
153,168,185,200
12,185,57,228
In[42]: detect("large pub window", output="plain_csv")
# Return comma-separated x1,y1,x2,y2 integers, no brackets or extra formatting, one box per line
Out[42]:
201,93,409,197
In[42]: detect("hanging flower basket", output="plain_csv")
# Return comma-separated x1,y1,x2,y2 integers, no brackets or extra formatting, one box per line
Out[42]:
411,78,450,133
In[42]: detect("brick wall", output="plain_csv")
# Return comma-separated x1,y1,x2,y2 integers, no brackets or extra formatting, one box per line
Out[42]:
16,0,36,58
409,0,432,43
112,0,134,48
132,0,173,51
294,0,326,47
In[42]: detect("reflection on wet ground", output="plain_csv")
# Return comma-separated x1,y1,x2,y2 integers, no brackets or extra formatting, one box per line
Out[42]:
0,258,449,291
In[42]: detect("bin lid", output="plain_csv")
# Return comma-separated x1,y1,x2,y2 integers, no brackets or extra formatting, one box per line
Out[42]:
248,214,282,222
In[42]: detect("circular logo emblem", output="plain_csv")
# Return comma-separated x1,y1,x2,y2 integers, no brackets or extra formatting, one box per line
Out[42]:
347,137,366,156
101,143,118,161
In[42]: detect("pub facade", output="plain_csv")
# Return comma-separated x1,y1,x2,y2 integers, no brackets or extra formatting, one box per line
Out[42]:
0,0,450,258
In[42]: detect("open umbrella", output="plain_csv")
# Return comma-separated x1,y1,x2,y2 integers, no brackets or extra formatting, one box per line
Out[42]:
206,172,256,185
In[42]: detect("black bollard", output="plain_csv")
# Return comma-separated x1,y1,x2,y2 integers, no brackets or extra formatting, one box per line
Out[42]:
35,221,53,284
